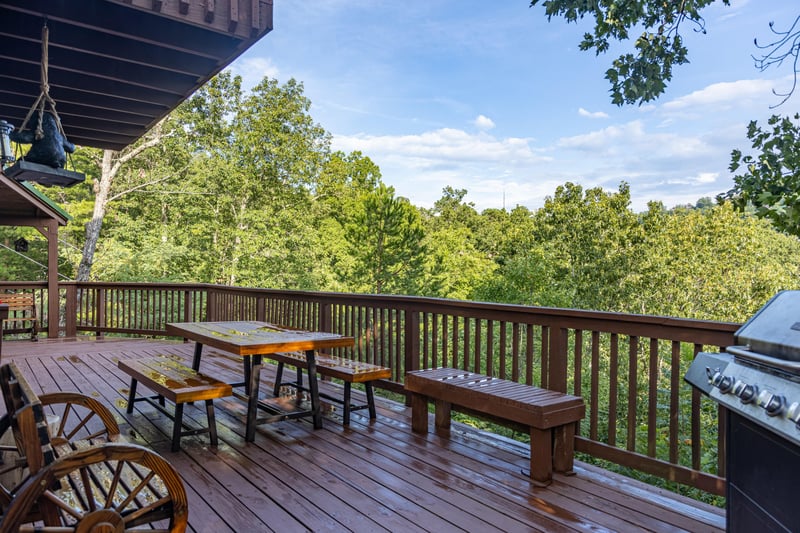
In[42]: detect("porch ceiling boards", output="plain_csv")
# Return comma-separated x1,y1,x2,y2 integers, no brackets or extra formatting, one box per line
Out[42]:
0,0,273,151
1,338,725,532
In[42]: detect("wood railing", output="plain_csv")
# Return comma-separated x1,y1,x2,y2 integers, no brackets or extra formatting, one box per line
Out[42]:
0,281,739,497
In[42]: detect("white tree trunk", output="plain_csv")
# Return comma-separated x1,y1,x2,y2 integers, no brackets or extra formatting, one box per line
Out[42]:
77,150,115,281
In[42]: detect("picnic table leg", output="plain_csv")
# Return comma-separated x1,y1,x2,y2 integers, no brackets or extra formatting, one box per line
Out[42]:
245,354,262,442
192,342,203,371
306,349,323,429
125,378,138,414
243,355,252,395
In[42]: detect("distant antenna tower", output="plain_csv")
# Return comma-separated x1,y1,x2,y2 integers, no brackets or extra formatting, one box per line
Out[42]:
502,188,506,211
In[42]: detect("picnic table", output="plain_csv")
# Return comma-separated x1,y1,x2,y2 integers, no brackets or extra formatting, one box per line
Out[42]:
165,321,354,442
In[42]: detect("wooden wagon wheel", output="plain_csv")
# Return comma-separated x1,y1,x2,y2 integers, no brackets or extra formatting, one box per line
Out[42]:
0,443,188,532
39,392,121,446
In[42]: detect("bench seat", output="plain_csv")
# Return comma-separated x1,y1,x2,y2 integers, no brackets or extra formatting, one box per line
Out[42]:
118,356,233,451
270,352,391,425
405,367,585,486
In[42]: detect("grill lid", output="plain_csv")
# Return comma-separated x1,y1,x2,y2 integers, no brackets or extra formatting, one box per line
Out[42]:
735,291,800,362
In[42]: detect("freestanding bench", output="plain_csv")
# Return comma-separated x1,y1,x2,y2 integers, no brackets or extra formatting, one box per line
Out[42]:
405,367,585,486
271,352,391,425
119,355,232,452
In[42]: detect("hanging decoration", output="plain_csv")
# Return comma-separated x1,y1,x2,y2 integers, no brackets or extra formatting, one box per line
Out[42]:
2,22,85,187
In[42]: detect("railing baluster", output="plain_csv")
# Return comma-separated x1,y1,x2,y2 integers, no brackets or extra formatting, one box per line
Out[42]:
669,340,681,464
647,338,658,457
627,335,639,451
590,330,600,441
608,333,619,447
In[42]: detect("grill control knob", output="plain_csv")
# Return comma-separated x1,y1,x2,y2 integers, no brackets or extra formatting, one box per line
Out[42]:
787,403,800,430
707,368,734,394
758,391,786,417
737,383,758,404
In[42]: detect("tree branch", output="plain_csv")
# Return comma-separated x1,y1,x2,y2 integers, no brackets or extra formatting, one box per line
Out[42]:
109,166,188,202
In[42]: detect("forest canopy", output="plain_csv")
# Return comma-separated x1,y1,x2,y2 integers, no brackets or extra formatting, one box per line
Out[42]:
2,73,798,325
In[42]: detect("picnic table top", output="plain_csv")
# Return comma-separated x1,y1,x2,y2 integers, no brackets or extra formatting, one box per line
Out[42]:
165,320,354,356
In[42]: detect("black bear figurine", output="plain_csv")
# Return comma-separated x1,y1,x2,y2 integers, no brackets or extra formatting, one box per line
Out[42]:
10,111,75,168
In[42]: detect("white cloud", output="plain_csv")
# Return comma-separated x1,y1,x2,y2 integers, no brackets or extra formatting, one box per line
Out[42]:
474,114,496,130
578,107,609,119
665,172,720,186
331,128,552,209
557,121,647,152
333,128,543,164
227,57,280,90
662,79,773,112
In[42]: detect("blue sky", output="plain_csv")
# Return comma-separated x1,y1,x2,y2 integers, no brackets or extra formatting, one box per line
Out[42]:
228,0,798,212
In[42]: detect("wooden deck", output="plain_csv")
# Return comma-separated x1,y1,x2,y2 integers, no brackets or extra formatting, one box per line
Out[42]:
0,337,725,532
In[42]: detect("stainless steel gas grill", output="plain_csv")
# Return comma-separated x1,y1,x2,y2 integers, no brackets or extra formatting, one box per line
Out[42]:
685,290,800,531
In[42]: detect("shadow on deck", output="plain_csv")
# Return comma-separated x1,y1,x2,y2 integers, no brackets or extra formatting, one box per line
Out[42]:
1,337,724,532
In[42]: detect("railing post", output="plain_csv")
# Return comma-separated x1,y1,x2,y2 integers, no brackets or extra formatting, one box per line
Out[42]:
319,302,332,333
96,288,106,339
206,290,217,321
548,327,568,393
65,284,77,337
256,295,266,322
403,308,420,405
404,308,420,373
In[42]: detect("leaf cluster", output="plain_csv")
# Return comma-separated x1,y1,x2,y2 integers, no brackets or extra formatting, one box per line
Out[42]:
721,113,800,237
531,0,728,105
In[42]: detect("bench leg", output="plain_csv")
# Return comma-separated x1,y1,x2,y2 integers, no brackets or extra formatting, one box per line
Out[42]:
433,399,452,434
126,378,138,414
410,393,428,433
553,423,576,475
365,382,377,420
172,403,184,452
529,427,553,487
343,382,352,426
205,399,219,447
295,366,304,403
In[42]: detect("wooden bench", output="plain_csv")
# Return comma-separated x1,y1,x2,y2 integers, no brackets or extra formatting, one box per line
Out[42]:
0,293,38,341
405,367,585,486
0,361,188,531
119,355,233,452
271,352,391,425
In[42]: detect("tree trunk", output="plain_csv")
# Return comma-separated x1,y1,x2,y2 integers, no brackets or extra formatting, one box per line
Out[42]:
77,150,115,281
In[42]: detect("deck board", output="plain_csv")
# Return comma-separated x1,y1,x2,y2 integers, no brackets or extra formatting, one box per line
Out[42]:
1,338,725,532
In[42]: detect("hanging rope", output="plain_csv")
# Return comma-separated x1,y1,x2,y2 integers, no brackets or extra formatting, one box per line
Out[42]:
18,22,69,142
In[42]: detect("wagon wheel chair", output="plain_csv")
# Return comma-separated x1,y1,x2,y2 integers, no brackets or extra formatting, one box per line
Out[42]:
0,363,188,532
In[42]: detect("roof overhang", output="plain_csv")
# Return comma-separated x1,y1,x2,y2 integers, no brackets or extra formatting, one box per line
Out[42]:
0,173,70,226
0,0,274,151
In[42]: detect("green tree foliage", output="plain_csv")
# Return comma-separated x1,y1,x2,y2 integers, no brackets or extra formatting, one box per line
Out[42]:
314,151,384,291
141,73,336,288
419,188,497,300
530,0,727,105
721,113,800,237
345,184,426,294
532,182,643,310
628,202,800,321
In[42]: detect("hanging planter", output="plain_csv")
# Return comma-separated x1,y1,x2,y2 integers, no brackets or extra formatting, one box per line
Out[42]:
3,22,84,188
